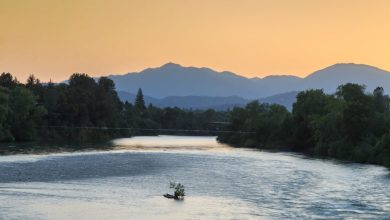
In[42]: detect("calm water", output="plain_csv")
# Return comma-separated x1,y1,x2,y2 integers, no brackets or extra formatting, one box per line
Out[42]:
0,136,389,219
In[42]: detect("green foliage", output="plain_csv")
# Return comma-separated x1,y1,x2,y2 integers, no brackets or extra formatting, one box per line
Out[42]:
0,72,19,88
135,88,146,115
373,132,390,167
291,89,330,150
0,72,228,144
218,101,289,148
0,87,12,141
220,83,390,168
170,182,185,199
336,84,371,143
8,87,47,141
0,86,46,141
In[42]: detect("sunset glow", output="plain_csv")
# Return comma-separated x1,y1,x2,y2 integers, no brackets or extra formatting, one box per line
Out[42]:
1,0,390,81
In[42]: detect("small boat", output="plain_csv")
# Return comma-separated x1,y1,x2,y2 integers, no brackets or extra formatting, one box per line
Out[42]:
163,193,175,199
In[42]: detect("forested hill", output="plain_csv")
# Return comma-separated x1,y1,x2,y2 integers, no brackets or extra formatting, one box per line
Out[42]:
117,91,297,111
117,91,248,110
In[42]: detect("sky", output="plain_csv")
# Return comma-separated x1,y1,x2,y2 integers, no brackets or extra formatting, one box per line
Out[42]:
1,0,390,82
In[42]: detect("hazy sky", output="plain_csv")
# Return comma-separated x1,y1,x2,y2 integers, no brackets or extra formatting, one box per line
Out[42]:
1,0,390,82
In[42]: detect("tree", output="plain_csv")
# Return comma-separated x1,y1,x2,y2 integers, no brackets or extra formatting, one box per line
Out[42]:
291,89,330,150
7,87,47,141
336,83,367,102
95,77,122,126
0,87,12,141
218,101,290,148
26,74,44,104
64,73,97,126
374,132,390,167
0,72,18,88
170,182,185,200
135,88,146,114
26,74,41,89
336,84,371,144
373,87,387,113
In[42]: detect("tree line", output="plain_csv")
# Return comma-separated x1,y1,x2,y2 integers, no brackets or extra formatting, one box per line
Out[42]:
218,84,390,167
1,71,390,168
0,72,226,143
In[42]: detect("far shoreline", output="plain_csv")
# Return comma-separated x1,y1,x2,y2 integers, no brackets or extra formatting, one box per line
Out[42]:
0,135,388,171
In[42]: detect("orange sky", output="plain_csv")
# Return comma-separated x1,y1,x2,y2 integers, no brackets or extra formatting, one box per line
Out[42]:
1,0,390,82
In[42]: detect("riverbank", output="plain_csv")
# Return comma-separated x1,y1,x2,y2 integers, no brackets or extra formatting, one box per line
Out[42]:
0,141,117,156
1,135,390,170
0,135,232,156
217,136,390,169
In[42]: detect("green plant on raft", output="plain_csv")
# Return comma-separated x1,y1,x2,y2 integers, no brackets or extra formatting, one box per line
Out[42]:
170,182,185,200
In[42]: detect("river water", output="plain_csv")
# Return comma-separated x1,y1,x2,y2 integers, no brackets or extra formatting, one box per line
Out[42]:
0,136,389,219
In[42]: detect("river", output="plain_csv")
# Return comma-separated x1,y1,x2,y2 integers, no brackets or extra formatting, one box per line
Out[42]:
0,136,389,219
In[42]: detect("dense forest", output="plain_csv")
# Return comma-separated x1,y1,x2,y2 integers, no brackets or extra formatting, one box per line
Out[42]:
0,72,226,144
218,84,390,167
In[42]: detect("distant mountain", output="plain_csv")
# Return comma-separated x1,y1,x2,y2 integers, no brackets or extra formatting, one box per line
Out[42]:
156,96,247,110
117,91,247,110
109,63,390,101
117,90,298,111
251,75,301,97
109,63,260,99
300,63,390,93
109,62,390,111
116,91,159,105
258,91,300,111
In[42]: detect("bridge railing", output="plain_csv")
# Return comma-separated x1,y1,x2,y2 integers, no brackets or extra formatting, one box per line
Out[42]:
46,126,255,135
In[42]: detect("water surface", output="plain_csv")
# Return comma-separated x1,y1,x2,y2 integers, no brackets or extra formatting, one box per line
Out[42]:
0,135,389,219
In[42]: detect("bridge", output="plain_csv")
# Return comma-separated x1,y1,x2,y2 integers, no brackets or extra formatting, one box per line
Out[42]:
46,125,255,135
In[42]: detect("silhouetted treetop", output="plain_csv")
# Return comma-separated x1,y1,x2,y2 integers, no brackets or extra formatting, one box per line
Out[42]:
135,88,146,113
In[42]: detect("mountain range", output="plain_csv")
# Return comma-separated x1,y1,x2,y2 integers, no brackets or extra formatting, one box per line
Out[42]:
108,63,390,110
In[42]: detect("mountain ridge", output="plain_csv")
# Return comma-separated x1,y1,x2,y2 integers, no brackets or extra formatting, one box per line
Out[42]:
108,62,390,110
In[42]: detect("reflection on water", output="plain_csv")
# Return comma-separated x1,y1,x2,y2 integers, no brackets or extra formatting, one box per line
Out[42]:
0,136,389,219
111,135,232,151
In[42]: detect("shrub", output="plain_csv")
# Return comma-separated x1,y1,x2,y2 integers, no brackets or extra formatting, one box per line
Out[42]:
170,182,185,200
